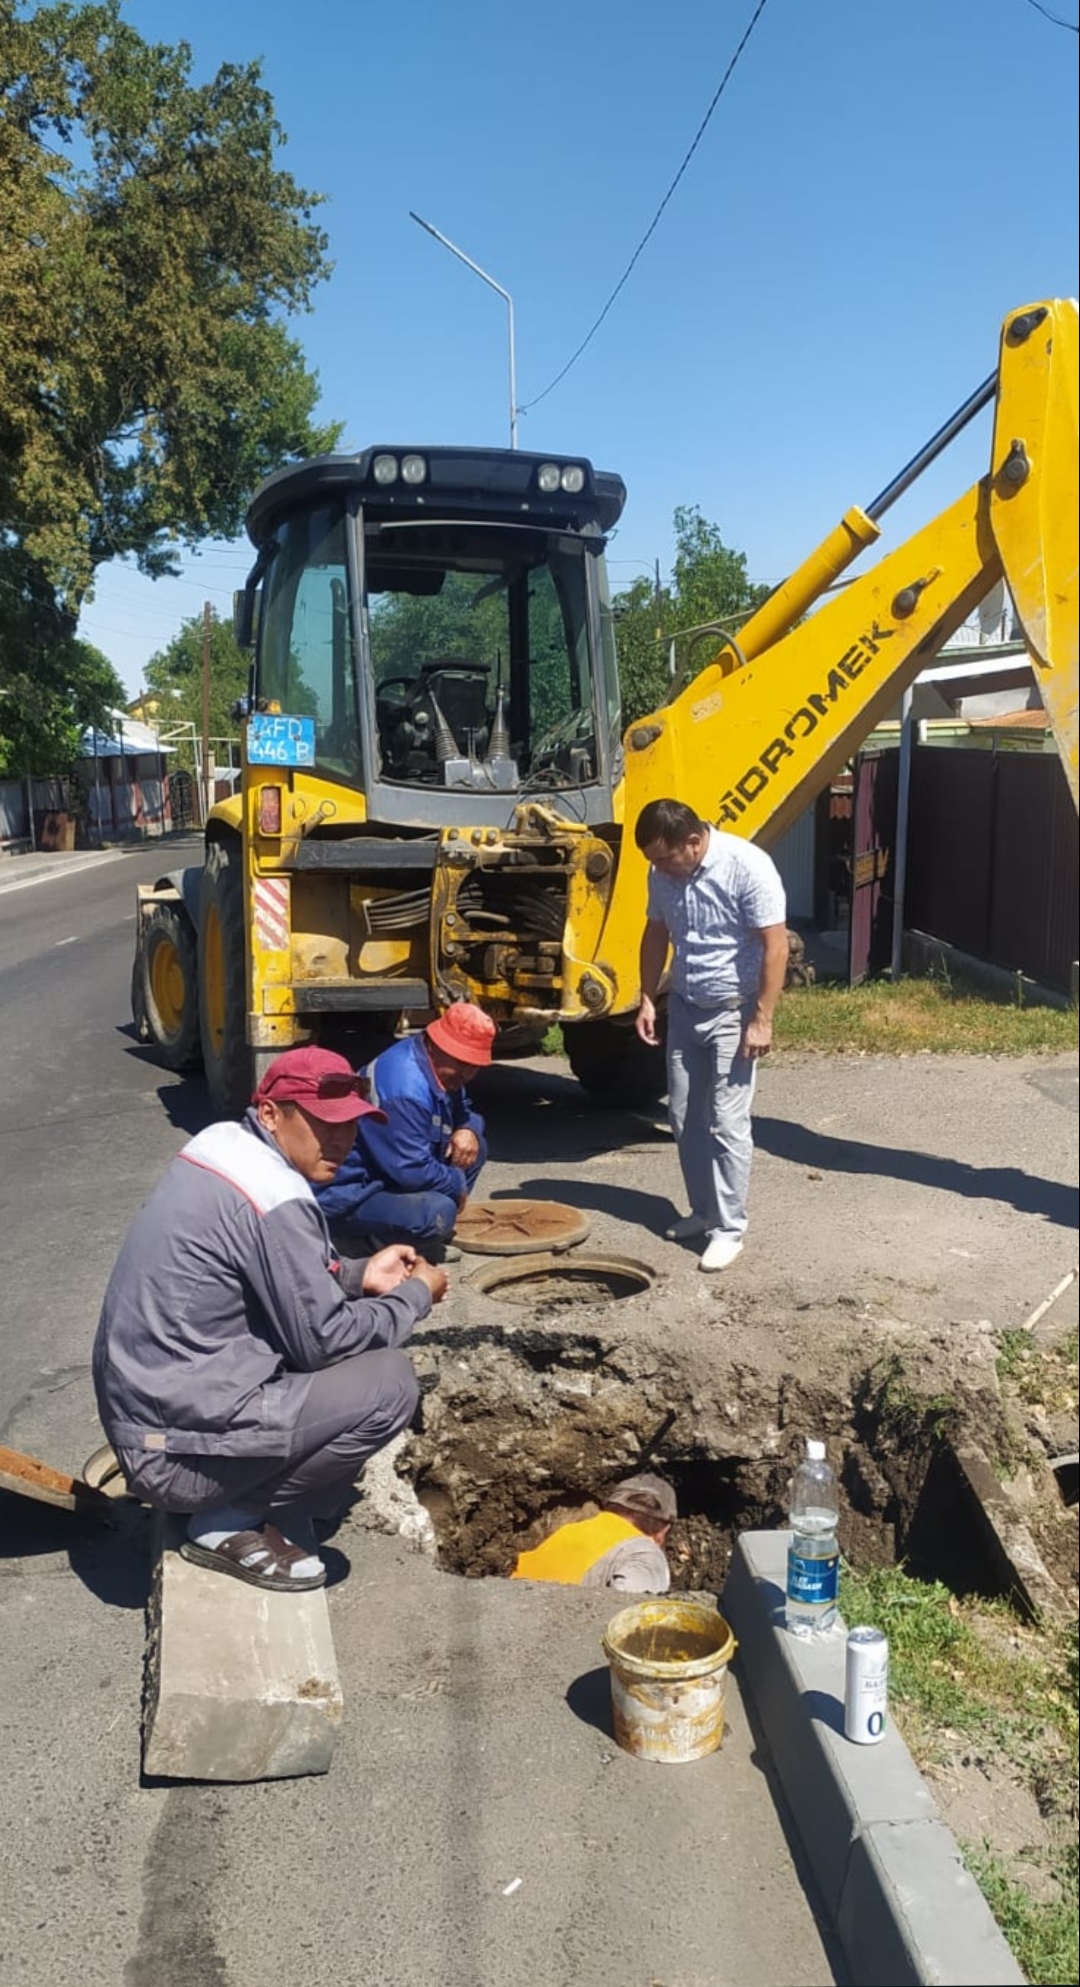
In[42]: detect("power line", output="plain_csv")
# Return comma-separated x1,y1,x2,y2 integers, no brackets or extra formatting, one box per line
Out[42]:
519,0,773,414
1021,0,1078,28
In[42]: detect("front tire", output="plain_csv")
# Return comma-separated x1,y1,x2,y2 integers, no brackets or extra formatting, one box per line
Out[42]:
198,835,252,1118
563,1016,668,1108
139,904,203,1070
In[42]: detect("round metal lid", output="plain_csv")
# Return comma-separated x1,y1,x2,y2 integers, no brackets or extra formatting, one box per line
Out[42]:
454,1198,592,1256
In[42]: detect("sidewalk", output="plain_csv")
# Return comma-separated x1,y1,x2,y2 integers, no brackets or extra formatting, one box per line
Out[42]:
0,845,142,894
282,1526,846,1987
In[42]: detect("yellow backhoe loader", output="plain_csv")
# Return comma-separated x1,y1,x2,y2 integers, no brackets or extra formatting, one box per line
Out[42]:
133,298,1078,1115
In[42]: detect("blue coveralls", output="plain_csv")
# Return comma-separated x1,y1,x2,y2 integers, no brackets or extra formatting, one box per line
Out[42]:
315,1034,488,1244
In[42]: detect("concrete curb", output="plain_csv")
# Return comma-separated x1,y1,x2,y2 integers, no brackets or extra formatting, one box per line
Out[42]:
722,1532,1025,1987
0,848,129,894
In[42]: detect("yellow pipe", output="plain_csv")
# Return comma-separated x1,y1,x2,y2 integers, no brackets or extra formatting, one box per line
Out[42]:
722,506,881,666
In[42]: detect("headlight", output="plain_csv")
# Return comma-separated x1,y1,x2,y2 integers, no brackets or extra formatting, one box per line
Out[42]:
372,453,399,485
537,462,561,493
560,464,585,494
401,454,427,485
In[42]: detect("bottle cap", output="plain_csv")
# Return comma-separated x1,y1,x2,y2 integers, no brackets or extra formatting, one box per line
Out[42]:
806,1439,826,1461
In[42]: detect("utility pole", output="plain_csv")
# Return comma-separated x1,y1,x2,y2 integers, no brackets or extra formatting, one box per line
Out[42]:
654,559,663,645
201,601,212,827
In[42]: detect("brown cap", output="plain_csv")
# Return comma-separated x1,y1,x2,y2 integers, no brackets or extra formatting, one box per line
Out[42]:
604,1473,677,1523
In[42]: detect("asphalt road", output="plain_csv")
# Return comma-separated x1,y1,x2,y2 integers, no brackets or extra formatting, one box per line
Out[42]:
0,846,843,1987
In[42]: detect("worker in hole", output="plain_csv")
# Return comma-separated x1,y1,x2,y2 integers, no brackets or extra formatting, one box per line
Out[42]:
510,1474,676,1592
314,1003,496,1261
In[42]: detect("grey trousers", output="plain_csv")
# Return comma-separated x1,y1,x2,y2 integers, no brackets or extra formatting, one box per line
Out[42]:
118,1348,419,1526
666,993,757,1239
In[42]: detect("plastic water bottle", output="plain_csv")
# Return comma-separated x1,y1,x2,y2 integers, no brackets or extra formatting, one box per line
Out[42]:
785,1438,840,1637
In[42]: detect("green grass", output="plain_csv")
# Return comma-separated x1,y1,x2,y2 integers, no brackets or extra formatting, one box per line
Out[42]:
539,975,1075,1061
966,1843,1079,1987
840,1562,1079,1983
778,974,1076,1056
871,1351,957,1443
996,1325,1079,1411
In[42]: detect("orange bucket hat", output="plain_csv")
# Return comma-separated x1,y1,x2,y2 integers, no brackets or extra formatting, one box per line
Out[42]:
425,1003,496,1067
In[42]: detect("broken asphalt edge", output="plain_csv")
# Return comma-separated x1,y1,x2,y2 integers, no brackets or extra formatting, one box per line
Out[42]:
722,1532,1025,1987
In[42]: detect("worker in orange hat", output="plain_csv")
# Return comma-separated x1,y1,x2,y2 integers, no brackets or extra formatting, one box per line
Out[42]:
315,1002,497,1259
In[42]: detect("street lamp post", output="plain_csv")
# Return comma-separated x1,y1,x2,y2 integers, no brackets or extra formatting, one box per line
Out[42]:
409,212,518,449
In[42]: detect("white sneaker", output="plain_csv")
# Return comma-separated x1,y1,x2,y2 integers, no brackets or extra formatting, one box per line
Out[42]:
699,1233,744,1273
664,1213,709,1241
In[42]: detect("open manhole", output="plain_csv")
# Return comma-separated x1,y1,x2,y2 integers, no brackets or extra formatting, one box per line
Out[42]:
455,1198,592,1256
466,1252,655,1308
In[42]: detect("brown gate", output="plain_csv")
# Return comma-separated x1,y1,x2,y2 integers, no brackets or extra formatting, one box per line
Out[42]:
848,748,899,984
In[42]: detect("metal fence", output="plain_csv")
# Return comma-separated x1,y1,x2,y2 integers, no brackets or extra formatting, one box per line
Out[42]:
0,776,70,851
906,747,1078,994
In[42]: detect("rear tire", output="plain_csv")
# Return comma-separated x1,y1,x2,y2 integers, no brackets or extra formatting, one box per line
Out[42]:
198,835,252,1118
564,1016,668,1108
139,904,203,1070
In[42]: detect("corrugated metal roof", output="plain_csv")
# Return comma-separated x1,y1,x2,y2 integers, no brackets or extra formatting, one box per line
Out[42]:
966,708,1050,731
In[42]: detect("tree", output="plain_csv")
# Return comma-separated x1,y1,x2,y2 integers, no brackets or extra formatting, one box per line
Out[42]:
609,571,672,727
612,506,772,723
0,0,341,769
0,625,126,775
142,608,249,752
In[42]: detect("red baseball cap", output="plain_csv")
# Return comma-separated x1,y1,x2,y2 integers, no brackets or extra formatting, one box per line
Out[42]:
253,1047,386,1124
425,1003,497,1067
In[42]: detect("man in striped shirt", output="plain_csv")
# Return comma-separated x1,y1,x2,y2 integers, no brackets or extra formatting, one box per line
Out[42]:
634,797,788,1272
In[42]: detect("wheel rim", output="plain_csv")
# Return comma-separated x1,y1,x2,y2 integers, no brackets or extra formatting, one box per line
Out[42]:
150,937,187,1039
203,902,225,1056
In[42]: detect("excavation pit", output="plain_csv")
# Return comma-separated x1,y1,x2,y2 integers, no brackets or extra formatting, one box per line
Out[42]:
386,1318,1073,1612
466,1253,655,1309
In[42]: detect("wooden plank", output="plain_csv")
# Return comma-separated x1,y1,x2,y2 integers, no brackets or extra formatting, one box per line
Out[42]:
0,1443,113,1519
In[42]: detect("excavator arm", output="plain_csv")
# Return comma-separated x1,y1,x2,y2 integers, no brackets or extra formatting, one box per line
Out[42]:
619,298,1078,859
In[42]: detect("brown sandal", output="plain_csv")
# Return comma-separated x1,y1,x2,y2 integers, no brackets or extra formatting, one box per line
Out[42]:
179,1523,326,1592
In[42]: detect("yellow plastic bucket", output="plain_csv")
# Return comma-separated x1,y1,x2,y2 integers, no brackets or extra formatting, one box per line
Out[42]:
601,1598,737,1764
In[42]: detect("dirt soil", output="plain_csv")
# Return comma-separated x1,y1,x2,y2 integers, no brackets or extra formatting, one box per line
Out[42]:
354,1044,1078,1915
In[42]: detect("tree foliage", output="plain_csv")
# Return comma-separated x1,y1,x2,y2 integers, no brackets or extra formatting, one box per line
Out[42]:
143,607,249,752
614,505,772,723
0,626,125,775
0,0,340,771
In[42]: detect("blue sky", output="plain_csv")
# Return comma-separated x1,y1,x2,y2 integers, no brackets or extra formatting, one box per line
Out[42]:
76,0,1079,699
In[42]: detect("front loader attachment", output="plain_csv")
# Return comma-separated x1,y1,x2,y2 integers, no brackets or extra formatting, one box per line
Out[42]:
989,299,1078,806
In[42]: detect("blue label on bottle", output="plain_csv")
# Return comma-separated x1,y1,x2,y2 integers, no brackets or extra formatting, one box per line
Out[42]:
787,1550,839,1605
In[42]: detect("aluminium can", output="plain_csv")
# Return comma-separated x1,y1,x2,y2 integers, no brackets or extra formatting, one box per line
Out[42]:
844,1625,888,1743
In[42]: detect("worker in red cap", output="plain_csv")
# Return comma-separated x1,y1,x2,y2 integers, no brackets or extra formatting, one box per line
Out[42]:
92,1046,447,1594
315,1003,497,1260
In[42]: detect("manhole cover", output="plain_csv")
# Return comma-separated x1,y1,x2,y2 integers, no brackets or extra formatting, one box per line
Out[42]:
455,1198,592,1256
468,1252,654,1306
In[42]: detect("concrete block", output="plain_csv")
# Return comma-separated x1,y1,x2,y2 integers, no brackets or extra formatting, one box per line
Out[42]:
143,1519,343,1782
841,1821,1026,1987
724,1533,934,1916
724,1531,1024,1987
